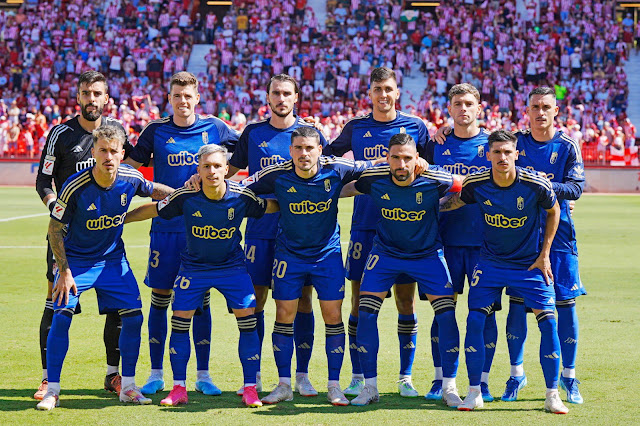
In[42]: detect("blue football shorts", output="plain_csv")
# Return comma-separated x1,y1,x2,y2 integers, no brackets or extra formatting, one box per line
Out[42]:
144,231,186,290
245,238,313,289
346,230,414,284
271,250,345,301
443,245,481,295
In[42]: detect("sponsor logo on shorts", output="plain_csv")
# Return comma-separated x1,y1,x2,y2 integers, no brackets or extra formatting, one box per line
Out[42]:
260,154,286,168
441,163,488,175
168,150,198,166
484,213,527,229
381,207,425,221
363,144,387,159
289,199,332,214
191,225,236,239
86,212,127,230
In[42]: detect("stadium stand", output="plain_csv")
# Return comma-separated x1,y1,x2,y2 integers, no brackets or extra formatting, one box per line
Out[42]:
0,0,637,166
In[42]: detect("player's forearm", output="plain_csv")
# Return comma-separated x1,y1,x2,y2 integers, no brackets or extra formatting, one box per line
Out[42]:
151,183,174,200
48,219,69,272
123,157,143,169
125,203,158,223
41,193,57,211
552,180,584,201
541,201,561,256
265,199,280,214
339,182,362,198
439,193,466,211
225,165,240,179
36,175,55,202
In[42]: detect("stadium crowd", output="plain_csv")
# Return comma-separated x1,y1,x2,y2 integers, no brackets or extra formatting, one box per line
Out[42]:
0,0,637,165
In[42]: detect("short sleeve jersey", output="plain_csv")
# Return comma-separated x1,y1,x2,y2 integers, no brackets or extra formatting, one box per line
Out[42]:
248,156,370,261
229,117,328,240
515,130,585,254
355,165,453,258
156,181,266,271
50,164,153,262
128,114,240,233
460,167,557,268
323,112,429,231
425,129,491,247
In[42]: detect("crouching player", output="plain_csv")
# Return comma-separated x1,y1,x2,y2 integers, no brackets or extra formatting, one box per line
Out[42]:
440,130,568,414
125,144,279,407
340,133,462,407
37,126,174,410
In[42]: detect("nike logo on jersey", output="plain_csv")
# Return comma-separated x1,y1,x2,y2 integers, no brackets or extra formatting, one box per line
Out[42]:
259,141,268,147
381,193,390,200
87,203,97,211
72,145,83,153
363,131,372,137
442,149,451,155
483,199,492,206
166,137,175,144
193,211,202,217
287,186,297,193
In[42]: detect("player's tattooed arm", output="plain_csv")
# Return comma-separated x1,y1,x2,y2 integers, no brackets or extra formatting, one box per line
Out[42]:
339,182,362,198
125,202,159,224
528,200,560,285
150,182,174,200
48,219,76,306
439,193,466,211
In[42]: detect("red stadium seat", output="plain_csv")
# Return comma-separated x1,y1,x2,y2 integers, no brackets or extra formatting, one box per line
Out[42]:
57,98,67,108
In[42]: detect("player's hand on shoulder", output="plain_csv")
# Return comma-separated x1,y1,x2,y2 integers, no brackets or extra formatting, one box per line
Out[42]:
537,171,547,178
528,254,554,286
185,174,201,190
372,157,388,166
434,125,451,144
303,116,323,132
415,157,428,174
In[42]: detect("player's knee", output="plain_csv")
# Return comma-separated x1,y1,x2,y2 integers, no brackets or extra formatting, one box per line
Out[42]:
358,294,383,316
430,297,455,316
237,314,257,333
395,296,415,315
297,292,313,313
254,286,269,311
150,292,172,311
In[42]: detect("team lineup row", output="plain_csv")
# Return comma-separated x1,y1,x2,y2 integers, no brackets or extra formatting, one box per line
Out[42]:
33,69,585,414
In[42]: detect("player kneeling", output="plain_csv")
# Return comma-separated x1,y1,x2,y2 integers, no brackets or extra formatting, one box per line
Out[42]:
37,127,173,411
441,130,568,414
125,144,278,408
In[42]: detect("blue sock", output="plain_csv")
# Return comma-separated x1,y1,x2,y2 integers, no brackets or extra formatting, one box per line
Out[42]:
148,292,171,370
431,298,459,378
119,310,143,378
168,316,192,382
325,323,345,381
256,310,265,369
294,311,314,374
556,299,578,372
46,311,73,383
506,298,528,370
272,322,294,379
537,311,561,389
348,314,362,375
430,318,442,372
464,310,487,386
193,292,212,371
357,295,383,379
483,312,498,376
237,315,259,385
398,313,417,376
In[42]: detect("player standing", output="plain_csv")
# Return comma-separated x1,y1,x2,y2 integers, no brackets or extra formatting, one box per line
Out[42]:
340,133,463,407
35,71,130,399
248,127,376,406
36,126,174,410
424,84,496,402
441,129,568,414
125,144,279,407
124,72,240,396
323,67,429,397
502,87,586,404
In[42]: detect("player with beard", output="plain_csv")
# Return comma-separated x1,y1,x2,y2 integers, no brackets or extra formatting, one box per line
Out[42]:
35,70,131,400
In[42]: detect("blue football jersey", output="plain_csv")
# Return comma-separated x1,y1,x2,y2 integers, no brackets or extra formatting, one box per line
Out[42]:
229,116,327,240
248,156,371,261
460,167,557,268
354,165,453,258
128,114,240,233
515,130,585,254
156,181,266,271
426,129,491,247
50,164,154,262
323,112,429,231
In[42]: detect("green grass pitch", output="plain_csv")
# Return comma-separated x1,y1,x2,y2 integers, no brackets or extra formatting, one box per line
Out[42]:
0,187,638,424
